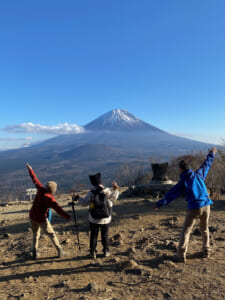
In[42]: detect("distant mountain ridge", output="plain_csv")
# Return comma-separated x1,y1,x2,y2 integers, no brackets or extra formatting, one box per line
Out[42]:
0,108,214,200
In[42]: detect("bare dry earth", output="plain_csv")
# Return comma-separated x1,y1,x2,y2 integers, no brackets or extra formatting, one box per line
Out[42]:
0,192,225,300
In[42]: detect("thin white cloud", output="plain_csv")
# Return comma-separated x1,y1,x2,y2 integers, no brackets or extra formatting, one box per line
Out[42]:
0,137,31,141
173,132,223,145
4,122,85,135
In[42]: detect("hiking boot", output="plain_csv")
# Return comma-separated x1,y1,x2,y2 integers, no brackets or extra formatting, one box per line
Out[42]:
57,249,67,258
32,249,40,260
174,255,186,263
104,251,111,257
203,249,211,258
90,252,97,260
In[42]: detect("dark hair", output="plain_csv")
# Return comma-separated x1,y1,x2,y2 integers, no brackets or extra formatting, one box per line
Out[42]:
179,160,190,171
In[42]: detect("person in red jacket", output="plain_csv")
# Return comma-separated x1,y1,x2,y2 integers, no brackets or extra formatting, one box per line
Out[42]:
26,163,71,260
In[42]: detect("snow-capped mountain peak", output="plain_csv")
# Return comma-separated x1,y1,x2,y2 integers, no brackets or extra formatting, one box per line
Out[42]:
85,109,163,132
109,109,140,125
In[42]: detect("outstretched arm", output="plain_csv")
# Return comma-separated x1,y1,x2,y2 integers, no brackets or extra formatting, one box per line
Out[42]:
156,180,185,208
104,181,120,201
77,192,93,207
196,148,217,180
47,196,70,220
26,163,43,189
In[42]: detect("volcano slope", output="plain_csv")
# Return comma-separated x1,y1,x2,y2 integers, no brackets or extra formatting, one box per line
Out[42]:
0,192,225,300
0,109,214,201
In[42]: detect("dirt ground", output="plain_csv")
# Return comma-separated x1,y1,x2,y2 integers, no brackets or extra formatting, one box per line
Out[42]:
0,193,225,300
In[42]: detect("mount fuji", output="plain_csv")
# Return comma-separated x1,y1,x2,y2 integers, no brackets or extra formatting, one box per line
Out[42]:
30,108,209,155
85,109,163,132
0,109,213,198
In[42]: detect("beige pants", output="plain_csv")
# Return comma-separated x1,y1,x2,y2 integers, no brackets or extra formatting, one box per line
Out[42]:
177,205,210,258
30,219,62,252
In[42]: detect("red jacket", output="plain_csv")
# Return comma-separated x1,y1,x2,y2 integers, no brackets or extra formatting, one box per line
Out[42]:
28,168,70,223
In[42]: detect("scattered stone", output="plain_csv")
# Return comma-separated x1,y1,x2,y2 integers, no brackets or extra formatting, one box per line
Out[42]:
193,228,201,236
122,259,138,270
125,268,143,275
127,247,137,255
163,261,178,268
19,292,29,299
132,214,142,220
209,226,217,234
61,238,71,244
129,230,136,235
163,292,173,300
136,237,149,248
111,233,124,241
125,263,152,276
111,240,123,247
167,217,179,227
106,257,120,264
87,282,101,293
110,233,124,247
215,237,225,241
53,281,71,289
3,233,11,239
128,230,136,238
57,282,65,288
146,248,161,257
165,240,178,250
149,224,160,230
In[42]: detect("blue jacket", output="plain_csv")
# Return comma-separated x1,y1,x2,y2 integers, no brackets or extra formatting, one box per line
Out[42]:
156,152,215,210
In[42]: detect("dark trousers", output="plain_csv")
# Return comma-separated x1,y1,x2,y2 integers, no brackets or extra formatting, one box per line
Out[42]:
90,222,109,253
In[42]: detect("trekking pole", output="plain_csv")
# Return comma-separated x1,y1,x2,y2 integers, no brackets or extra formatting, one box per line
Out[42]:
71,195,81,251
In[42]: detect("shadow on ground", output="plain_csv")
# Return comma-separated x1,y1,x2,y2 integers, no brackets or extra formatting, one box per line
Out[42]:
2,197,225,236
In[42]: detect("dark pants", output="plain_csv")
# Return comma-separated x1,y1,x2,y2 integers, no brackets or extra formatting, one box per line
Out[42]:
90,222,109,254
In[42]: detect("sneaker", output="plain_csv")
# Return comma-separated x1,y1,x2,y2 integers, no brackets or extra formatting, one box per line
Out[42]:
90,252,97,260
203,249,211,258
104,251,111,257
57,249,67,258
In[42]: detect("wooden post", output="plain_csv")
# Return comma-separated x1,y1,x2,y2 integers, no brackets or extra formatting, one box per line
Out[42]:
25,188,37,201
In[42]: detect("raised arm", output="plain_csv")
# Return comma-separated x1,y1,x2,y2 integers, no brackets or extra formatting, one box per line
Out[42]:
26,163,43,189
156,180,185,208
195,148,216,180
104,181,120,201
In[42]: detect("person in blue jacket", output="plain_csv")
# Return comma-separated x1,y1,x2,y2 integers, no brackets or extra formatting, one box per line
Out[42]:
155,147,217,262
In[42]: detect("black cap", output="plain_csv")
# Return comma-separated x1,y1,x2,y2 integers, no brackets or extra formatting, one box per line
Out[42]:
89,173,102,186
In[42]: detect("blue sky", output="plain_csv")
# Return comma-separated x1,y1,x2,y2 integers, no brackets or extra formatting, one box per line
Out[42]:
0,0,225,150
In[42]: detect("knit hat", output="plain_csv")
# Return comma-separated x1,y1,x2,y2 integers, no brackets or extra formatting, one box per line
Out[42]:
89,173,102,186
46,181,57,194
